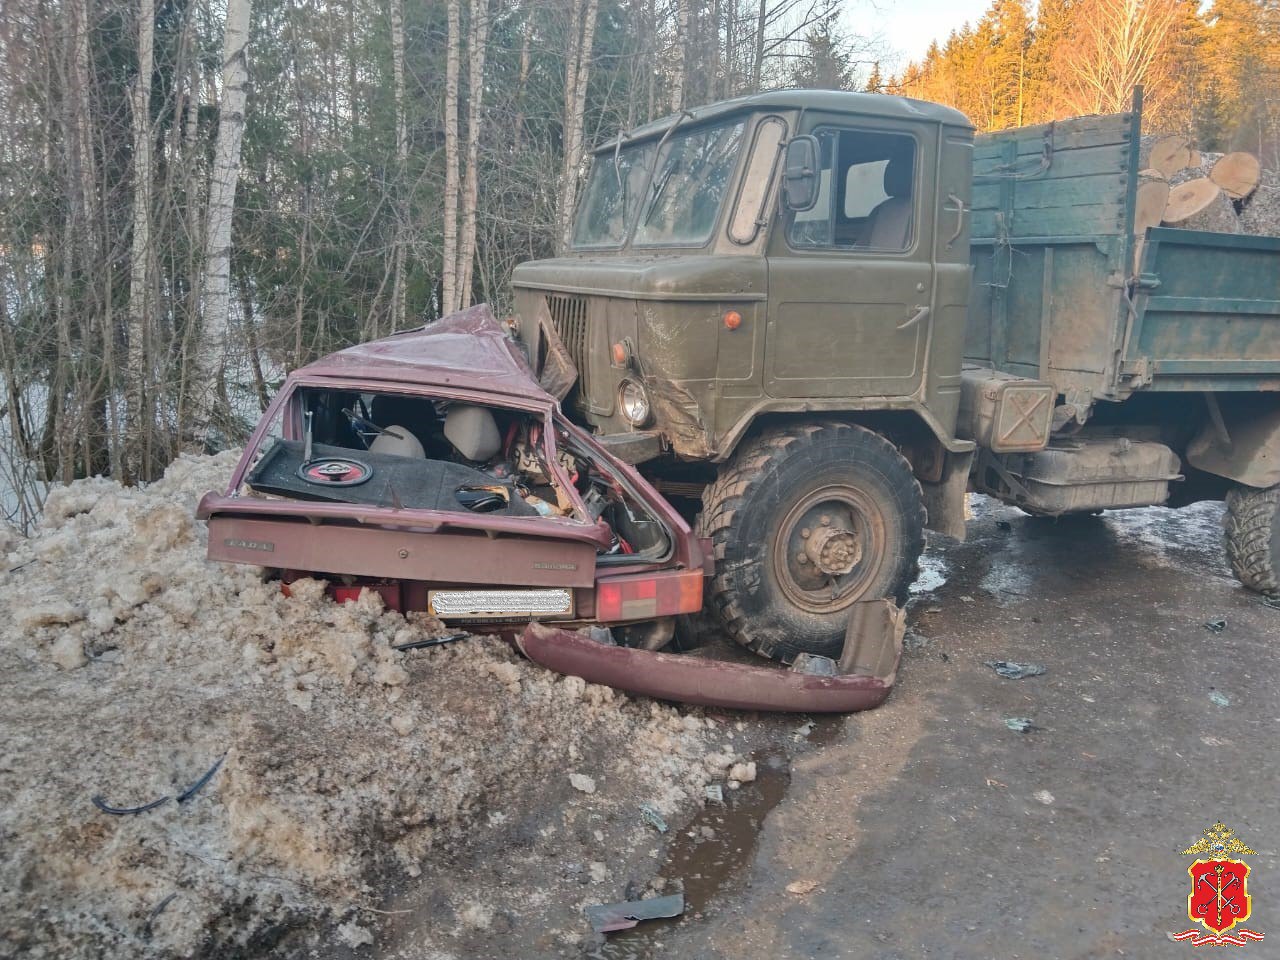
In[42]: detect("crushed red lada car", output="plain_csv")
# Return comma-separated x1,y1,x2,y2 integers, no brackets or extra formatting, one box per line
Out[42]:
198,306,901,711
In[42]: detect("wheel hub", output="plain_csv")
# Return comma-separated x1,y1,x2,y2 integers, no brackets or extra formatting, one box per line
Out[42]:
803,523,861,575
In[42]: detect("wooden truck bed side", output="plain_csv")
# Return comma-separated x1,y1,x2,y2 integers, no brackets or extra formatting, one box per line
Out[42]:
964,95,1280,406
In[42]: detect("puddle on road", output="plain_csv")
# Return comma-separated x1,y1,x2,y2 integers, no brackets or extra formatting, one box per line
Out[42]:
587,749,789,960
910,553,948,595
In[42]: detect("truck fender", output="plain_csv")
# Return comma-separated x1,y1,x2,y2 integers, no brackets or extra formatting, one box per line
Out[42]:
1185,401,1280,490
920,448,975,541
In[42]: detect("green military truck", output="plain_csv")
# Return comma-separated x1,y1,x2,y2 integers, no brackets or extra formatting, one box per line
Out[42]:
510,88,1280,663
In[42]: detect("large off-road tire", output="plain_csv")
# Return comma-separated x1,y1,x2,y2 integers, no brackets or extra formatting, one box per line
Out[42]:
1225,484,1280,595
696,422,925,663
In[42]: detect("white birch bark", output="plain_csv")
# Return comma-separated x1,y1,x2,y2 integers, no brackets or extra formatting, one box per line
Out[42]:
456,0,489,308
126,0,155,476
556,0,599,248
390,0,407,331
672,0,687,110
194,0,252,434
441,0,462,315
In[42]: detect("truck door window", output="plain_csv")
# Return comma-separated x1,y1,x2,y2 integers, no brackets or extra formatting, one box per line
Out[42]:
788,128,916,252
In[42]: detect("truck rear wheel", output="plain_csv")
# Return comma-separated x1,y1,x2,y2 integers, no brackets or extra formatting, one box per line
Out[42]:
1225,484,1280,595
697,422,925,663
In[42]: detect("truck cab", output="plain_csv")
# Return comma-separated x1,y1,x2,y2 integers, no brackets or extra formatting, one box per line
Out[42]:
512,91,978,469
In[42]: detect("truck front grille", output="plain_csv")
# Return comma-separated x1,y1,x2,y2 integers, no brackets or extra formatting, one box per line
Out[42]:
545,293,589,375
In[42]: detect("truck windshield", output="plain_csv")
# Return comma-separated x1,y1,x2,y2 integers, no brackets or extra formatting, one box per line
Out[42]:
571,118,745,249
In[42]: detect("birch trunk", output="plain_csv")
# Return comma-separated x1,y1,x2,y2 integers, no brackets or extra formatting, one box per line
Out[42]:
671,0,687,110
514,15,532,149
194,0,252,436
752,0,765,92
556,0,599,248
126,0,154,477
441,0,462,315
389,0,407,331
456,0,489,308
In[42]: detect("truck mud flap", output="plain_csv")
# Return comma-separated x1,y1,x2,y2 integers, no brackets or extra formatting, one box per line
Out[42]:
517,600,905,714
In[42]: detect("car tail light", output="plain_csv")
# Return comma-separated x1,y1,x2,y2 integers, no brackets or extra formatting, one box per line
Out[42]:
595,571,703,621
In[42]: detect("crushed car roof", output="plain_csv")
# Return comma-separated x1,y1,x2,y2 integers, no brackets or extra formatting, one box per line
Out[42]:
294,304,551,400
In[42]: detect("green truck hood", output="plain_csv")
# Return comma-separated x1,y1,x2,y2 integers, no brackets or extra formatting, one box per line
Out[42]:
511,255,766,302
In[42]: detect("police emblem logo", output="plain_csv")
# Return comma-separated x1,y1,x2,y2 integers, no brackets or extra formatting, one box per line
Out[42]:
1174,822,1265,947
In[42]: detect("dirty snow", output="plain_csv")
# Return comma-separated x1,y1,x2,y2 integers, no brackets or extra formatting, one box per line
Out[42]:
0,453,742,958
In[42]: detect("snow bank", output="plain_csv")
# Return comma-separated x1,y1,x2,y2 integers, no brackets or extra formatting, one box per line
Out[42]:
0,454,736,958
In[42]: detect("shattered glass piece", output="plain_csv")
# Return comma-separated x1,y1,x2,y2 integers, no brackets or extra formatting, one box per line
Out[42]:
985,660,1047,680
1209,692,1230,707
1203,619,1226,634
639,802,668,833
791,653,838,677
1004,717,1039,733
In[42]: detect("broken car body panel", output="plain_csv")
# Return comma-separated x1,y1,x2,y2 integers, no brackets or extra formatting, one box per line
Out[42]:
518,600,905,713
199,306,707,625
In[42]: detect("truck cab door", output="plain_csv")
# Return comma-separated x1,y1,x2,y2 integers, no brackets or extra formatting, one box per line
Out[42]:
764,122,936,399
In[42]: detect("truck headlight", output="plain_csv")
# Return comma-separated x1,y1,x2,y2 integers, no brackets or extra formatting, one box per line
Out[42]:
619,379,651,426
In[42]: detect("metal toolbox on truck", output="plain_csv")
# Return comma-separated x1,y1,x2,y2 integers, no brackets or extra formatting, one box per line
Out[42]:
958,365,1055,452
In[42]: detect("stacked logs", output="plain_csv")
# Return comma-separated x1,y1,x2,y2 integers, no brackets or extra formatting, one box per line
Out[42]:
1133,135,1276,269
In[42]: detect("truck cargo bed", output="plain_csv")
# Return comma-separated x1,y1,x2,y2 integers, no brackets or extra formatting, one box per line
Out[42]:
965,94,1280,404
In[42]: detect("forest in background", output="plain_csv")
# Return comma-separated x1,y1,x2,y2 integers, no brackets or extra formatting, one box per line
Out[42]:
0,0,1277,524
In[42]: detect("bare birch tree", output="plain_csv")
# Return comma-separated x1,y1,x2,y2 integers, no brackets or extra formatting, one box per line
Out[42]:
389,0,408,332
671,0,687,109
194,0,253,436
441,0,463,315
557,0,600,247
1058,0,1180,116
456,0,490,308
126,0,155,476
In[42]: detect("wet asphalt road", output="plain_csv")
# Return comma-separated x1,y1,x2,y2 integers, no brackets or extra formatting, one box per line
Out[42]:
617,498,1280,960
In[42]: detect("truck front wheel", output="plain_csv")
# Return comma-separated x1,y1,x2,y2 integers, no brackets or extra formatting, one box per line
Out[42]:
1225,484,1280,595
697,422,925,662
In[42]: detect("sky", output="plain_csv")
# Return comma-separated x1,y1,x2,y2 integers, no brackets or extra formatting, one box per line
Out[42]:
862,0,995,68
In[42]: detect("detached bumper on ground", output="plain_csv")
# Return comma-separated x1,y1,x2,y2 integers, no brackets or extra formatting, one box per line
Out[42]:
517,599,905,713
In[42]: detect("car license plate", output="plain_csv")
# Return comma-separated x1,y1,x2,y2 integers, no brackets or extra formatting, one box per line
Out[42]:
428,588,574,619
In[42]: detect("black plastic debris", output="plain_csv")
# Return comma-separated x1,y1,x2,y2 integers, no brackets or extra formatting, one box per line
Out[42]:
392,632,468,651
985,660,1047,680
586,893,685,933
142,893,178,938
177,754,226,804
91,793,170,816
1203,619,1227,634
995,520,1012,531
1004,717,1041,733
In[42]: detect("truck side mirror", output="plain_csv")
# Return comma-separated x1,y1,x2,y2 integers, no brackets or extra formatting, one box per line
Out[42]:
781,135,820,212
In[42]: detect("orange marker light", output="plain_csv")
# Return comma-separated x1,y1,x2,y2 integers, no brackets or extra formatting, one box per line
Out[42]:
723,310,743,330
611,342,627,366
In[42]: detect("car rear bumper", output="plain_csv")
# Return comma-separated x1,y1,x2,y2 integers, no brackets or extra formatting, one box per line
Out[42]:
201,498,705,625
517,602,904,713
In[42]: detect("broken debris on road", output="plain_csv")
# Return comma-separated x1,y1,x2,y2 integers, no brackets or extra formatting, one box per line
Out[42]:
585,892,685,934
985,660,1047,679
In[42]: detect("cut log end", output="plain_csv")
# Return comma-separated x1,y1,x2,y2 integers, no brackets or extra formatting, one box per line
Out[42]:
1163,177,1240,234
1210,152,1261,200
1149,136,1193,178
